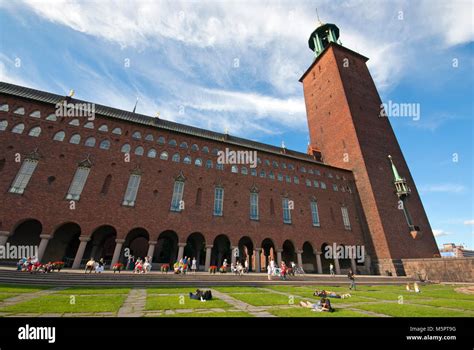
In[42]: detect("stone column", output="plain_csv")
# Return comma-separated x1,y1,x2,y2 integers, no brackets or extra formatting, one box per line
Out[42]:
276,248,283,265
365,254,372,274
147,241,157,259
204,245,213,271
254,248,261,273
231,246,238,266
72,236,91,269
315,251,323,274
177,242,186,262
334,257,341,275
296,249,303,267
37,234,52,262
351,258,357,274
110,239,125,269
0,231,10,246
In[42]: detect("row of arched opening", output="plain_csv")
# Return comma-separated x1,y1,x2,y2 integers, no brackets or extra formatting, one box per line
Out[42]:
2,219,356,272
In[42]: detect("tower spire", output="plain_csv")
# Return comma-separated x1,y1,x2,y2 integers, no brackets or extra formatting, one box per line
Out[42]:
388,155,410,198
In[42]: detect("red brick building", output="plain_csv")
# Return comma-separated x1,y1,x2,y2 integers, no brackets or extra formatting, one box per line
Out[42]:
0,22,439,275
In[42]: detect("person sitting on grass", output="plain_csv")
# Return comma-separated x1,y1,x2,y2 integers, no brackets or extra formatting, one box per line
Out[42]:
189,289,213,302
300,297,334,312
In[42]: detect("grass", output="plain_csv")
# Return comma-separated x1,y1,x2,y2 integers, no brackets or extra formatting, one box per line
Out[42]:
353,302,471,317
268,307,371,317
229,292,301,306
0,295,126,314
0,283,472,317
145,295,231,311
0,285,49,293
54,287,130,295
157,311,252,317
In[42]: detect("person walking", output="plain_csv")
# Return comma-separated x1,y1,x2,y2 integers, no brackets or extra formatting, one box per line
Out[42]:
191,257,197,274
330,263,335,276
348,269,356,290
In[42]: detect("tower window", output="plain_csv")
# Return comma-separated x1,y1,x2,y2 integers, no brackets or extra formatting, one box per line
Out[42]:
66,166,90,200
250,192,259,220
213,187,224,216
170,180,185,212
311,200,320,227
282,198,292,224
341,206,351,230
122,174,141,207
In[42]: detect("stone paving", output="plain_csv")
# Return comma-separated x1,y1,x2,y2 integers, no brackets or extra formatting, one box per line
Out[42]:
117,289,147,317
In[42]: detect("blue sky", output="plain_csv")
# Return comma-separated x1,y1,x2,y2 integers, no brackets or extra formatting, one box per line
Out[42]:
0,0,472,249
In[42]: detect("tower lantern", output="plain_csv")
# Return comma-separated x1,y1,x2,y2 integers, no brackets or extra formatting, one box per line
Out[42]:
308,22,341,58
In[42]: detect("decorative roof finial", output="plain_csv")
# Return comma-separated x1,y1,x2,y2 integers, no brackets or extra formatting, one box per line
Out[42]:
316,8,323,26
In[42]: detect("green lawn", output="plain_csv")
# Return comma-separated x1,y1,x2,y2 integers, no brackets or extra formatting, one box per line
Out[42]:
0,283,472,317
55,287,131,295
269,307,371,317
145,295,231,310
229,292,301,306
0,295,126,314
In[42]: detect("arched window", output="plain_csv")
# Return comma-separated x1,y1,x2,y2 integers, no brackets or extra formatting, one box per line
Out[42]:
206,160,213,168
195,158,202,166
157,136,165,145
145,134,154,141
13,107,25,115
134,146,144,156
112,127,122,135
241,167,248,175
29,110,41,118
160,151,168,160
147,148,157,158
28,126,41,137
132,131,141,140
183,155,191,164
212,148,219,155
272,161,278,168
121,143,131,153
69,119,80,126
0,120,8,131
12,123,25,134
84,122,94,129
99,140,111,150
85,137,96,147
180,141,188,149
259,170,266,178
45,113,57,121
53,131,65,141
231,165,238,173
69,134,81,144
98,124,108,132
169,139,177,147
172,153,180,162
0,103,9,112
202,146,209,153
191,144,199,152
269,171,275,180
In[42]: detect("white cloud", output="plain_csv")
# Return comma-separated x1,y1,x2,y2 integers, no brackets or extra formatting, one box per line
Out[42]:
464,220,474,225
420,184,467,194
433,229,452,237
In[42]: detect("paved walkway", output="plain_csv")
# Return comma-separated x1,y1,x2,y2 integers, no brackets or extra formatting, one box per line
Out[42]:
117,289,147,317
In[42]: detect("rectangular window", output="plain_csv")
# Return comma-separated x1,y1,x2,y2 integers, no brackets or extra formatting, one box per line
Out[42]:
122,174,141,207
282,198,292,224
250,192,259,220
341,206,351,230
9,159,38,194
214,187,224,216
170,181,185,211
311,201,320,227
66,167,90,200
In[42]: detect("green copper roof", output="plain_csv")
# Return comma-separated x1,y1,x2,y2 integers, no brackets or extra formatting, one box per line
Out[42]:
388,155,403,182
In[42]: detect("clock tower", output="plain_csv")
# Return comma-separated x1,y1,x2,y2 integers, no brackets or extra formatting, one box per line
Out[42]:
300,22,439,275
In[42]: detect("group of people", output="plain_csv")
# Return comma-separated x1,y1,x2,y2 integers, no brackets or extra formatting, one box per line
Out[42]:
174,256,198,274
16,256,56,273
133,256,152,273
266,260,304,280
85,258,105,273
230,260,249,275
